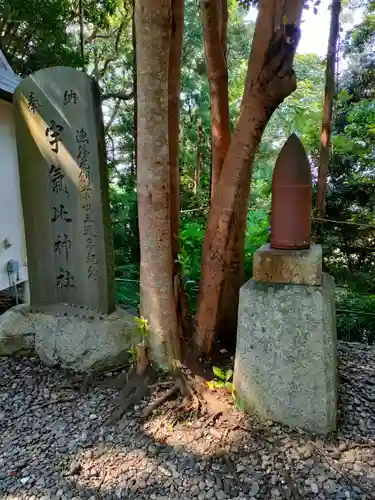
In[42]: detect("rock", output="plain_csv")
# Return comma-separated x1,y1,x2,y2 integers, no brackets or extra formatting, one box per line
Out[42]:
215,492,226,500
311,483,319,494
250,482,260,496
0,304,35,357
25,305,139,372
68,461,82,476
206,489,215,499
158,466,172,477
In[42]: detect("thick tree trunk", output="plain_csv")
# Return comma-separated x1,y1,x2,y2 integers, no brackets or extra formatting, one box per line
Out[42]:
168,0,190,341
131,0,137,176
169,0,184,261
194,120,203,195
195,0,305,357
136,0,181,367
201,0,231,199
79,0,85,65
316,0,341,218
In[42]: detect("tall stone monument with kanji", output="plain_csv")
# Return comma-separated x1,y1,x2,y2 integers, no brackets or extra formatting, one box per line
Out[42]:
13,66,115,313
233,134,338,435
0,67,139,372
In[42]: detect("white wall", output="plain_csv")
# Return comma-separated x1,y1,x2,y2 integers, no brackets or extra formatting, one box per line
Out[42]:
0,99,28,292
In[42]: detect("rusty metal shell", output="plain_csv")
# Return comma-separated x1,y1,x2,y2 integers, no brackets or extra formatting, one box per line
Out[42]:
270,134,312,250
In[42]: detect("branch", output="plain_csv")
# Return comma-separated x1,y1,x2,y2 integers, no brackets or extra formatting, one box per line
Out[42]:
99,20,126,78
101,91,134,102
105,99,121,132
85,28,119,44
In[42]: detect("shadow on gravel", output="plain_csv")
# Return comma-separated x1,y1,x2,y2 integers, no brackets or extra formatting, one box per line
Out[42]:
1,342,375,500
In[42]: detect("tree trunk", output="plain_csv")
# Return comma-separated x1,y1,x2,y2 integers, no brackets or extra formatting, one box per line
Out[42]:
131,0,137,176
194,120,203,195
79,0,85,66
169,0,184,262
316,0,341,218
195,0,305,357
136,0,181,367
168,0,190,341
201,0,231,200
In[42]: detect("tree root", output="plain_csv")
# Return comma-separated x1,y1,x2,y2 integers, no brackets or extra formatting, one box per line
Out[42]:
142,382,181,418
105,366,157,425
104,346,235,429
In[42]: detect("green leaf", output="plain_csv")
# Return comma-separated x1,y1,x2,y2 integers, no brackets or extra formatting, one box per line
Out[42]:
225,382,234,393
214,380,226,389
225,369,233,381
212,366,226,380
158,363,169,374
207,381,215,390
135,316,149,335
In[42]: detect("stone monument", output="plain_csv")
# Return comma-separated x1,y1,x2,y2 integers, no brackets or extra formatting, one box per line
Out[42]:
0,67,139,372
13,66,114,313
233,134,338,435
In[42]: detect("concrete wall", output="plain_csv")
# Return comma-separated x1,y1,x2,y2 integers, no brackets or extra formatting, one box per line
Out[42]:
0,99,28,292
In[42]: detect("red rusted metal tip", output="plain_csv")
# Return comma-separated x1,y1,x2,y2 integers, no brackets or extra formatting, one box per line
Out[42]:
270,134,312,250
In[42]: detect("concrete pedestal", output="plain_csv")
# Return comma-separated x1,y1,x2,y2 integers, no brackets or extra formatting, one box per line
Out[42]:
253,244,322,286
233,273,338,435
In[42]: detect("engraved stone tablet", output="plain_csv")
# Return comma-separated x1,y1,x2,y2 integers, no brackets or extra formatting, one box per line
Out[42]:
13,67,115,313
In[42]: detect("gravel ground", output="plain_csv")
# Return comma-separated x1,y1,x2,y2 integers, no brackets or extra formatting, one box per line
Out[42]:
1,342,375,500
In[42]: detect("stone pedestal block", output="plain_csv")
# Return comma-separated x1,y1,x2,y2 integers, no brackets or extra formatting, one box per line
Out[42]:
233,274,338,435
253,244,322,286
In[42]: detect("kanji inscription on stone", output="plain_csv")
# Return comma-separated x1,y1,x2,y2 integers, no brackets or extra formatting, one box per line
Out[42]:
13,66,115,313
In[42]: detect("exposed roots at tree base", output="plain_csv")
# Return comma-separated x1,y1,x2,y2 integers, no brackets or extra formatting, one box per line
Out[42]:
104,350,236,428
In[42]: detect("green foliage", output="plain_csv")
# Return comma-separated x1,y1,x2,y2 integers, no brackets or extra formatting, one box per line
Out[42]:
127,346,137,365
110,183,140,279
244,210,270,279
179,221,205,282
0,0,121,75
313,0,375,344
116,280,139,309
0,0,82,74
208,366,246,412
208,366,234,392
135,316,149,338
336,290,375,344
10,0,375,348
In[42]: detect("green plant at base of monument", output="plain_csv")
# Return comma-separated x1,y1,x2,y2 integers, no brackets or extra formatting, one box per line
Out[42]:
208,366,246,412
126,316,150,368
208,366,234,392
127,346,137,365
135,316,149,341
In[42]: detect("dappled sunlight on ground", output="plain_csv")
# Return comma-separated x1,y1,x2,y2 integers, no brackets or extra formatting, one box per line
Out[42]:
1,342,375,499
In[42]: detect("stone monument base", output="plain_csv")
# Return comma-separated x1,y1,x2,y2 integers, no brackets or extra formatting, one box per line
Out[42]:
233,274,338,435
253,244,322,286
0,304,140,372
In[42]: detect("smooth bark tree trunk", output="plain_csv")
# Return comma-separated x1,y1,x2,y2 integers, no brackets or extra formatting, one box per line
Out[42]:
169,0,184,262
168,0,190,341
195,0,305,357
131,0,137,176
201,0,231,200
136,0,181,367
316,0,341,218
194,120,203,195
